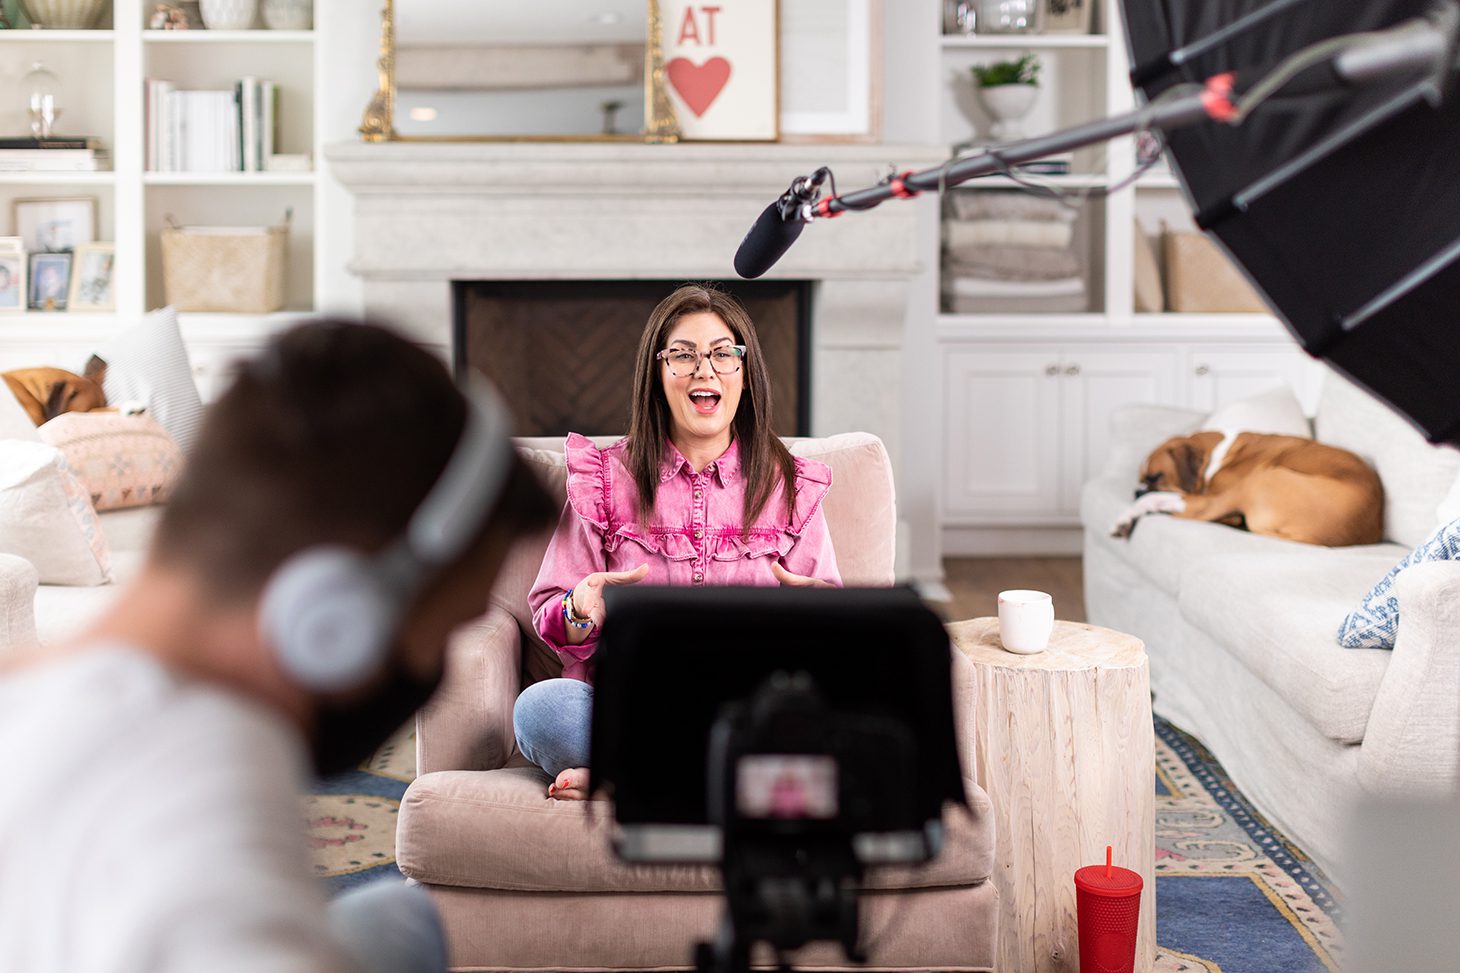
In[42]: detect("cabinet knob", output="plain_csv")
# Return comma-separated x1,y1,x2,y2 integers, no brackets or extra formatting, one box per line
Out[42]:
1195,364,1210,376
1064,364,1080,376
1045,364,1059,376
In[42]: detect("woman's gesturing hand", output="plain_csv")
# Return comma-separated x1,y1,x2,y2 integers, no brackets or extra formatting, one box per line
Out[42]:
571,564,650,629
771,562,835,589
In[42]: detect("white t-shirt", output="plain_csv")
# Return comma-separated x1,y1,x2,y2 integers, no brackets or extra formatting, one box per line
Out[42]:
0,646,353,973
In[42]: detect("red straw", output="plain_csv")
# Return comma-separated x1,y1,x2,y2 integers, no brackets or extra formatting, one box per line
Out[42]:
1106,845,1113,878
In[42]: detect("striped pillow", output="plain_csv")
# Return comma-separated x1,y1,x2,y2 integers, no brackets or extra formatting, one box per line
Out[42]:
96,306,204,453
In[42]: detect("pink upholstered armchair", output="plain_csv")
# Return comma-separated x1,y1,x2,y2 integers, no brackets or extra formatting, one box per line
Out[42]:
397,433,998,971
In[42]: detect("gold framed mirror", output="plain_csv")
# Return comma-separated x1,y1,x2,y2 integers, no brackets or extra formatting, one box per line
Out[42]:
360,0,679,143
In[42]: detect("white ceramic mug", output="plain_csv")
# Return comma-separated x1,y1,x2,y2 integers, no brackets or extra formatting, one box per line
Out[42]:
997,589,1054,654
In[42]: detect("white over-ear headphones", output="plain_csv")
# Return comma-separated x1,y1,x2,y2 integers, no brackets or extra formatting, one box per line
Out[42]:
258,380,515,693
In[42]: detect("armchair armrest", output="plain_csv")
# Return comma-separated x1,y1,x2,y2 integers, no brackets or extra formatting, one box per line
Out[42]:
1099,404,1204,481
1358,560,1460,794
0,554,38,653
416,606,523,775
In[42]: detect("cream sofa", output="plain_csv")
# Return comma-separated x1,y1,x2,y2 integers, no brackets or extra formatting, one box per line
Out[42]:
398,433,999,972
1081,375,1460,887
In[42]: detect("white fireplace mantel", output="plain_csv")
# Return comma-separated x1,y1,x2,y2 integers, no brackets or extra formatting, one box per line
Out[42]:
327,140,947,578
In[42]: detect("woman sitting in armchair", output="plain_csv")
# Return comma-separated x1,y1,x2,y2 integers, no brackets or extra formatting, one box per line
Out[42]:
521,283,841,800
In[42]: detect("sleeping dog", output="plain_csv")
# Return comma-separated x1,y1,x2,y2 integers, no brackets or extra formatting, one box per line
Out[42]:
1111,430,1383,546
2,357,109,427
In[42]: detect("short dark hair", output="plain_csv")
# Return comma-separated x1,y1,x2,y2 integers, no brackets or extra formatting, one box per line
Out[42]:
152,319,555,600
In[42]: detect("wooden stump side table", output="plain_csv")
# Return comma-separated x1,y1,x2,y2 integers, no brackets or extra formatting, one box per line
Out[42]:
947,618,1154,973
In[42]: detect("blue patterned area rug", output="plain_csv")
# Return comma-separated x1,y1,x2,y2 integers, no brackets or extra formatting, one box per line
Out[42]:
310,719,1344,969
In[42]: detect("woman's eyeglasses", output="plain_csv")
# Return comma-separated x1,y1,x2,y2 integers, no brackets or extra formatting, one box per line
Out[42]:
657,345,746,377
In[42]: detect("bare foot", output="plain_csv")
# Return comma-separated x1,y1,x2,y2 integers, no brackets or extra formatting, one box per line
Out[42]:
548,767,590,801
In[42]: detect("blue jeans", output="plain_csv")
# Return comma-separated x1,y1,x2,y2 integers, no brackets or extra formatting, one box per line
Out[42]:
328,879,447,973
513,677,593,777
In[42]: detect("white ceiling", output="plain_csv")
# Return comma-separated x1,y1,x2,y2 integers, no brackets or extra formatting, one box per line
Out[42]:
397,0,647,47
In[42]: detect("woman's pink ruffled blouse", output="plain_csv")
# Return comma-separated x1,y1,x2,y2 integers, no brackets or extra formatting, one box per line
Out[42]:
529,434,842,681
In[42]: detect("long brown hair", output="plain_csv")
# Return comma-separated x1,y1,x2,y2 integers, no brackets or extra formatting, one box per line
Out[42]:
626,283,796,527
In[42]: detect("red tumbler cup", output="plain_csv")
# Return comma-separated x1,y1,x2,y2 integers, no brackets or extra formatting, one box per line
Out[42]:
1074,847,1143,973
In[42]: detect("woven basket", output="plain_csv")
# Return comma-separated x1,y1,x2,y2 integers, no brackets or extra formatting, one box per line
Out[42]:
1162,228,1268,313
161,213,288,313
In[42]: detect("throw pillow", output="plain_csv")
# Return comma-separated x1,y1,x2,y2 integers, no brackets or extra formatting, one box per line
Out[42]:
0,442,113,586
1201,384,1311,438
1337,517,1460,649
38,413,184,511
0,384,42,441
95,306,204,453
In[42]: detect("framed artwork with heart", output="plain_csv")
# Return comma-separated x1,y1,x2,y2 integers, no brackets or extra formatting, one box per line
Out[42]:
660,0,779,141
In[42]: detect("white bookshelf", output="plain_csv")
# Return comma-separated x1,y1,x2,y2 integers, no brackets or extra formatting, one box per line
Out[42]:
0,0,326,340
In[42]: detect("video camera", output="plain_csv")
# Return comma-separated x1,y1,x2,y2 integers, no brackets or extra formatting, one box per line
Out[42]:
590,585,965,973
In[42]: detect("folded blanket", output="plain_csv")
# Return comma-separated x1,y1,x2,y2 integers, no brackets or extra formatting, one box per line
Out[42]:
948,191,1079,223
944,219,1074,250
944,244,1082,281
944,274,1085,298
943,293,1091,314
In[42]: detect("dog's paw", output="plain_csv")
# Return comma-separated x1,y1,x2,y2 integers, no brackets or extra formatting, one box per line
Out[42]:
1110,491,1185,540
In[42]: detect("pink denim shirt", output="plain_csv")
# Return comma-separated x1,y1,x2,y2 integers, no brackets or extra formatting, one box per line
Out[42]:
530,434,841,681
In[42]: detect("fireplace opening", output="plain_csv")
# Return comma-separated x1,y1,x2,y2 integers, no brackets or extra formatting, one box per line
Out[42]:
453,280,812,438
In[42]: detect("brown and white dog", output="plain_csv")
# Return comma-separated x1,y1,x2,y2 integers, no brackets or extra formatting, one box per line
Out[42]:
1111,431,1383,546
2,356,109,427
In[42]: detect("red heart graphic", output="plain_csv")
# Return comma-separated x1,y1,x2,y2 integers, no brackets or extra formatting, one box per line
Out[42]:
667,56,733,118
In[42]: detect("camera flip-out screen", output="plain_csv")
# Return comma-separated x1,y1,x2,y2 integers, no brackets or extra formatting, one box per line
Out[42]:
591,585,965,864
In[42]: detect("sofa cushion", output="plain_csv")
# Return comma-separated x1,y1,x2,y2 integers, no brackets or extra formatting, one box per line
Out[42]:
1200,384,1311,438
1081,473,1314,597
1177,548,1402,742
96,307,205,453
397,767,993,894
1315,372,1460,547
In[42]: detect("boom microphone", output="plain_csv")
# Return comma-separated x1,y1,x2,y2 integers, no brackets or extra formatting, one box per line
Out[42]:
733,168,828,279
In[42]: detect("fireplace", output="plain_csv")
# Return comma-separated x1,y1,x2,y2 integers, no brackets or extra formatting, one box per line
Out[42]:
453,279,812,437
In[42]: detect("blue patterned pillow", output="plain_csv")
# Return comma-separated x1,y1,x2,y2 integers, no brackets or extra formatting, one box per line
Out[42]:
1337,518,1460,649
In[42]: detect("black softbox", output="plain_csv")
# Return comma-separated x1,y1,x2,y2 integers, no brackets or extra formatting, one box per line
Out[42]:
1121,0,1460,444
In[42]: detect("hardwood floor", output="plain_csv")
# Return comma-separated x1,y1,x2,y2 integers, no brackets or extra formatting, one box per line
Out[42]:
936,557,1086,624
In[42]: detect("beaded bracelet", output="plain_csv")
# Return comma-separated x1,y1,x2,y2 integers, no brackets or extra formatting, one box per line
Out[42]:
562,590,593,630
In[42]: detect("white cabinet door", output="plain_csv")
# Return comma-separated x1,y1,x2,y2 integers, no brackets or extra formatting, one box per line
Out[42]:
1058,346,1181,512
943,347,1062,520
1182,344,1323,414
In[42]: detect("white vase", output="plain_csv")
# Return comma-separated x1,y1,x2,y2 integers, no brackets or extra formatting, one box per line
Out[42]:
261,0,311,30
977,83,1039,141
19,0,106,28
199,0,257,30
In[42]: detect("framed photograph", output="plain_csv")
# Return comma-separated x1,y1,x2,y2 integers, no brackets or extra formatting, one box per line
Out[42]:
780,0,881,141
660,0,779,141
1040,0,1094,34
13,196,97,254
0,250,25,313
28,252,72,311
68,242,116,311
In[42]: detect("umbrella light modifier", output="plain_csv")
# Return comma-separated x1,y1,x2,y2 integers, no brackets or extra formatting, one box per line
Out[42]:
1123,0,1460,444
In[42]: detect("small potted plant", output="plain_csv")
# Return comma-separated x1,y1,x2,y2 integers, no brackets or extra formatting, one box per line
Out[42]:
971,53,1041,141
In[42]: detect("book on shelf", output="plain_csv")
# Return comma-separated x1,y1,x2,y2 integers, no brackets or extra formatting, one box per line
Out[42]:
146,76,282,174
0,148,109,172
0,137,103,150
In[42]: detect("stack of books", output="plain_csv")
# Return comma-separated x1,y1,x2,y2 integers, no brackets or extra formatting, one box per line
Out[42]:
145,76,284,173
0,137,109,173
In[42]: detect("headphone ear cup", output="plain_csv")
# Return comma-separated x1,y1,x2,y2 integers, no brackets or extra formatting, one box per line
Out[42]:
260,547,401,693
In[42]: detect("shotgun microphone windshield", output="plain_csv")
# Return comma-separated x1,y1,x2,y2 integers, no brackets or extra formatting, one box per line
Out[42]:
733,168,829,279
